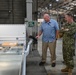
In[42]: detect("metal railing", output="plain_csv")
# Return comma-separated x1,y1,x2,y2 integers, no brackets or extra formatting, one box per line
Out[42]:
22,39,33,75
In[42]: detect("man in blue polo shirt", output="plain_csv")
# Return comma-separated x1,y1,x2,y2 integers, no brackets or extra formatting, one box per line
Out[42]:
36,14,59,67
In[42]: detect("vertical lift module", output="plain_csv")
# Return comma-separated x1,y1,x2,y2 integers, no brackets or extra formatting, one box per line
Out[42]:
0,24,33,75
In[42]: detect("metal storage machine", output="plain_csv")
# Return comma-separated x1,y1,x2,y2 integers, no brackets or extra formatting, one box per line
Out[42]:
0,24,32,75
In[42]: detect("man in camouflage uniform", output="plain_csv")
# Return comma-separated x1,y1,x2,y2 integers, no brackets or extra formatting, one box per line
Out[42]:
60,13,76,75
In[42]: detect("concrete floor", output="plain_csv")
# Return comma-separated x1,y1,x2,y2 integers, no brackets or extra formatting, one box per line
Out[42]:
26,38,76,75
26,49,47,75
38,38,76,75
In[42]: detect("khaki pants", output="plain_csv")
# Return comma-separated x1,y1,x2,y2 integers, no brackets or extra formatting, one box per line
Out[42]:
42,41,56,63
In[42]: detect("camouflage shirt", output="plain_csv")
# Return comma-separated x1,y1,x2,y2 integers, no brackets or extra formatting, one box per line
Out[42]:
62,22,76,47
60,22,76,69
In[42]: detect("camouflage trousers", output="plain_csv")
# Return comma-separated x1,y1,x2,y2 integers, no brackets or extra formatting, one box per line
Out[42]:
63,44,74,69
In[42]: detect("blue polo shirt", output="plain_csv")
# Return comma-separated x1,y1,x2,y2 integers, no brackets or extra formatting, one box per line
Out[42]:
40,19,59,42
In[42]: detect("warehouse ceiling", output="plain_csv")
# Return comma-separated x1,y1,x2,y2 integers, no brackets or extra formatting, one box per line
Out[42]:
38,0,76,15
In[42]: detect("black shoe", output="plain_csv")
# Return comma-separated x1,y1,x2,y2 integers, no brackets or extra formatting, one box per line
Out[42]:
62,61,65,63
39,61,45,66
62,61,65,64
51,63,56,67
73,53,75,56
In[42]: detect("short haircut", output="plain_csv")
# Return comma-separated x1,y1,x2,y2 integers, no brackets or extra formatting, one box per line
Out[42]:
66,13,73,18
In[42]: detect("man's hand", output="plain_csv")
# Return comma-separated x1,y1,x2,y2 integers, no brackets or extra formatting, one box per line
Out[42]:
36,31,42,39
61,27,64,30
36,35,40,39
64,28,69,31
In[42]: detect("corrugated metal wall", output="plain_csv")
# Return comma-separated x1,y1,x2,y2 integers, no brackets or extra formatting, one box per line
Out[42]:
0,0,26,24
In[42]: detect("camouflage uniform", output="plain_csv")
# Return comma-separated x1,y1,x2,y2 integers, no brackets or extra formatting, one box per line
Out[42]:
60,22,76,69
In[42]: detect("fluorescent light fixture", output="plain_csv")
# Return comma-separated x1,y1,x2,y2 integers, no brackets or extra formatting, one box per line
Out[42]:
45,7,48,9
49,4,52,6
71,3,76,6
56,0,59,2
74,15,76,17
